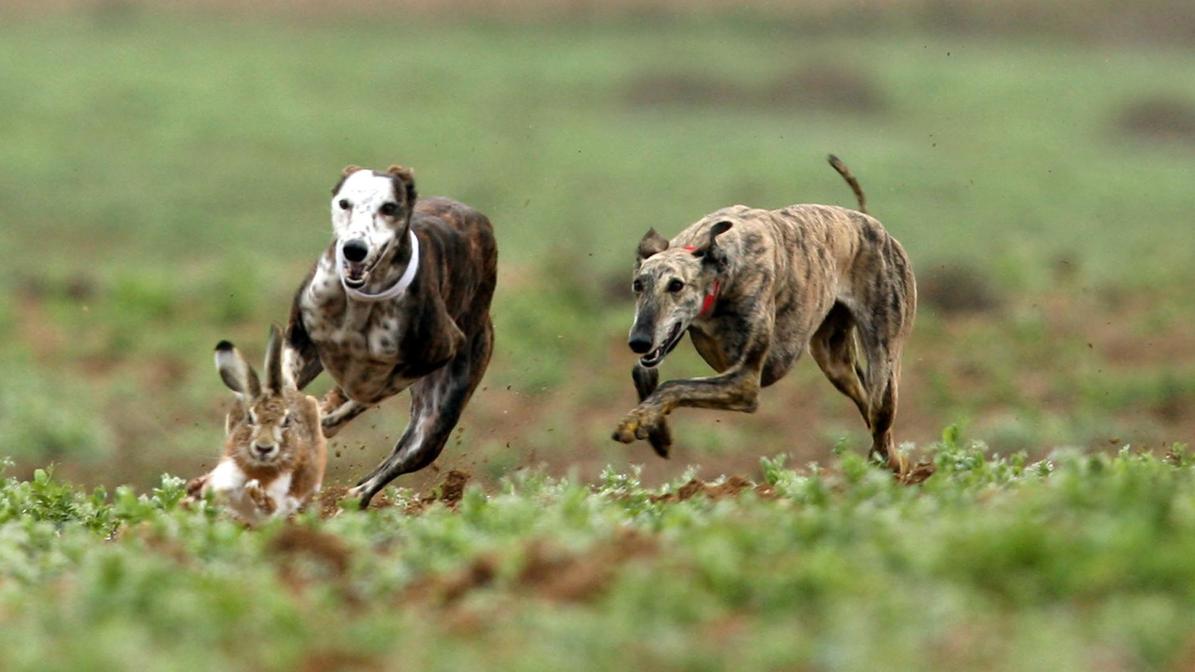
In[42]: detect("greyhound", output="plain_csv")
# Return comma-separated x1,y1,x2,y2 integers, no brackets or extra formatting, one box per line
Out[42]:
613,156,917,473
285,165,496,506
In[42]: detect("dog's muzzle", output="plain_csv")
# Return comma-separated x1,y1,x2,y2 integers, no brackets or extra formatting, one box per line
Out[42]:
637,321,685,368
337,238,391,289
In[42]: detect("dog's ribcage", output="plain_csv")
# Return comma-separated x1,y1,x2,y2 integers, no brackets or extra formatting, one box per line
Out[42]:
300,255,417,403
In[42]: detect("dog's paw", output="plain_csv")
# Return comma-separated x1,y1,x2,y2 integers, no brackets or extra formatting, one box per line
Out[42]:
612,422,637,443
613,407,664,444
320,416,344,439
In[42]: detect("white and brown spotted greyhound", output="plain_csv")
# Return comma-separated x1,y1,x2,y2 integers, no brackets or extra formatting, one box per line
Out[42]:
285,165,496,506
614,156,917,474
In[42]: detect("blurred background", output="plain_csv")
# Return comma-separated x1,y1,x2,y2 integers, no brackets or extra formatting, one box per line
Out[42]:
1,0,1193,492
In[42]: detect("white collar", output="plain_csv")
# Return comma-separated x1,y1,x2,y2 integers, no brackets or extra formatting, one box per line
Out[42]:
336,229,420,303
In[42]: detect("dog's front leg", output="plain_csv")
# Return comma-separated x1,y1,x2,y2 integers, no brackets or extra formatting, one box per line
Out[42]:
615,329,770,444
631,363,673,457
614,369,762,443
284,313,324,390
320,387,369,438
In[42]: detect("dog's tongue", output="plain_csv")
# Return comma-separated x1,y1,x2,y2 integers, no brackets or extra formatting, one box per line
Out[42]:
344,262,367,283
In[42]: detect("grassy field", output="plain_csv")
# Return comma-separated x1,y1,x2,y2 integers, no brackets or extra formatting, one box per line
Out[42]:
1,6,1195,668
4,440,1195,671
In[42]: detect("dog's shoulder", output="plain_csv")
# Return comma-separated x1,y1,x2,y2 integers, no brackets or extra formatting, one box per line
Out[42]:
675,205,770,244
412,197,493,235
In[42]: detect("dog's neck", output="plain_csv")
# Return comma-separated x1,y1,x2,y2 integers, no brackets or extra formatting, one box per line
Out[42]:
337,228,420,303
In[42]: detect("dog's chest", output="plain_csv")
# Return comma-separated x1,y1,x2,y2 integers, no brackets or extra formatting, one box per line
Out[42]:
300,259,416,401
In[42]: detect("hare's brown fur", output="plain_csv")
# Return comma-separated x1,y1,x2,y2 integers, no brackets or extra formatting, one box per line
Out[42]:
188,326,327,523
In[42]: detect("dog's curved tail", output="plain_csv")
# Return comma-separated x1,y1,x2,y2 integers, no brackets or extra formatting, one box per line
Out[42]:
827,154,867,214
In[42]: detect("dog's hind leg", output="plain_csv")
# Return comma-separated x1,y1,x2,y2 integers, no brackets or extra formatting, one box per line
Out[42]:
349,318,494,507
810,302,870,426
859,327,903,472
632,363,673,458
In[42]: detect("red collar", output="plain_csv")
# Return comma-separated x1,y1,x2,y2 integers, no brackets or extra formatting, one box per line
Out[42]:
699,280,719,319
684,245,719,319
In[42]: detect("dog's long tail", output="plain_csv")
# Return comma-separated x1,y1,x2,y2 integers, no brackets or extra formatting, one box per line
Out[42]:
827,154,867,214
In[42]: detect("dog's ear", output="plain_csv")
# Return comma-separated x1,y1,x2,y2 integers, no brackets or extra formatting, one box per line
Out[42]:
637,228,670,262
689,221,732,262
331,165,363,195
386,165,418,207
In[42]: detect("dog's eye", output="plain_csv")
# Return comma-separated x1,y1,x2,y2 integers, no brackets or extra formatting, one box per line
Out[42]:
667,279,684,293
379,202,398,217
338,199,351,210
632,279,643,293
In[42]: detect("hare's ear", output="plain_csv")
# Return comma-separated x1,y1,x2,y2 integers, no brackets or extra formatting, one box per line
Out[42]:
262,324,290,394
215,340,261,399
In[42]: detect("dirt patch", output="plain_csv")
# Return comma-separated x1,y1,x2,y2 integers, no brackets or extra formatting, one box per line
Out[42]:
315,485,393,519
267,525,352,578
435,470,471,506
517,530,657,602
898,459,937,485
401,554,498,607
1114,96,1195,142
918,264,1003,315
299,651,381,672
625,63,885,114
766,63,886,112
267,525,361,606
401,530,656,607
649,475,773,503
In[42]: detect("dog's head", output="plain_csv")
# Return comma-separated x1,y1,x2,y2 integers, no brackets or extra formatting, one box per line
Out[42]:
628,221,732,367
330,165,418,289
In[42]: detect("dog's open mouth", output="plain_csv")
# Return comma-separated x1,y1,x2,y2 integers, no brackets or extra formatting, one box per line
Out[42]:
340,241,391,289
639,322,685,368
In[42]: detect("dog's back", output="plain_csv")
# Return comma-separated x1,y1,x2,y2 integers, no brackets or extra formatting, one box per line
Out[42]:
408,196,498,333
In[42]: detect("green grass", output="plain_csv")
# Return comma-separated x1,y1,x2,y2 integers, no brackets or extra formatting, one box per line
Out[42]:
3,437,1195,671
3,7,1195,669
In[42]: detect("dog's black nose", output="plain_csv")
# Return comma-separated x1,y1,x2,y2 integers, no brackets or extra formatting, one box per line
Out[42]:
342,239,369,263
628,334,653,354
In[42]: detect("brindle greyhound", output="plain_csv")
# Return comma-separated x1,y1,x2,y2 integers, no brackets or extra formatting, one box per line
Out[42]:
285,165,496,506
613,156,916,473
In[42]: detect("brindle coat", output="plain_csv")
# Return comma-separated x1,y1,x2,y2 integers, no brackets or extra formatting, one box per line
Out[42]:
614,156,916,471
286,166,496,506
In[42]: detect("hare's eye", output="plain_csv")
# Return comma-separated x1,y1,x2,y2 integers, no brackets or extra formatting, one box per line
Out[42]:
280,413,292,429
667,279,684,293
246,410,258,426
